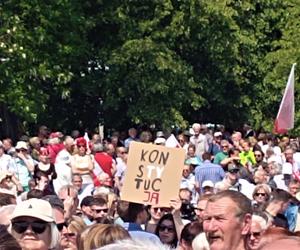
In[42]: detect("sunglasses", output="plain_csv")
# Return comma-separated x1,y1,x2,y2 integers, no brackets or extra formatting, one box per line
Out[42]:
76,211,83,216
93,208,108,213
56,222,68,232
153,207,171,213
12,220,48,234
63,232,76,238
19,149,27,152
159,225,175,232
221,145,229,148
254,193,266,197
77,145,86,148
229,169,239,174
250,232,262,237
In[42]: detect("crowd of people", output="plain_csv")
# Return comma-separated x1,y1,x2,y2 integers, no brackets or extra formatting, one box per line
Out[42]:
0,123,299,250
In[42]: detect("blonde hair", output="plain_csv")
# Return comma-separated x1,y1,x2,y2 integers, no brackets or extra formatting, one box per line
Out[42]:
107,192,118,209
29,137,40,146
248,136,257,147
78,224,130,250
252,184,271,200
67,215,86,234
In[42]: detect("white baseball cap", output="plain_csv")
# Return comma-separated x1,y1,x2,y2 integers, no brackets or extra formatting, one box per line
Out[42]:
11,198,54,222
202,180,214,188
15,141,28,150
214,132,222,137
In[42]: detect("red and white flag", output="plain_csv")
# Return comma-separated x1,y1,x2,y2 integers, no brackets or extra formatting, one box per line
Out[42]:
274,63,296,134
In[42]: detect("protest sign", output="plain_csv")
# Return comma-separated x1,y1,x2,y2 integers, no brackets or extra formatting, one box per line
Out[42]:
121,141,185,207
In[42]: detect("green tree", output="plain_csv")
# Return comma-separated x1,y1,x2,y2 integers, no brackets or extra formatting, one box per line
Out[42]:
0,0,91,132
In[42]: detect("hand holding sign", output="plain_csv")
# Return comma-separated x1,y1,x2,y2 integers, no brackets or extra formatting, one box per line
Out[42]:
121,142,185,207
170,198,182,214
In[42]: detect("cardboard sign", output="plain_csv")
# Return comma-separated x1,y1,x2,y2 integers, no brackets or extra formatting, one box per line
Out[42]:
121,141,185,207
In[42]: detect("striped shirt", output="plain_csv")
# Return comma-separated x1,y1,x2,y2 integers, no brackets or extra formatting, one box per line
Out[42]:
195,160,225,192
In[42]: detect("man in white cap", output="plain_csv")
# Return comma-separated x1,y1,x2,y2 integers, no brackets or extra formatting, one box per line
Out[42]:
201,180,215,195
208,132,223,156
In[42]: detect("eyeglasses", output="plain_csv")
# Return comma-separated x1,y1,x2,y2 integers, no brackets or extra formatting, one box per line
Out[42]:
92,208,108,213
221,145,228,149
254,193,266,197
159,225,175,232
120,151,127,155
56,222,68,232
12,220,48,234
153,207,171,213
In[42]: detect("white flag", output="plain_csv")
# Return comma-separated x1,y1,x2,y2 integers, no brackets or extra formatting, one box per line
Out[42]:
274,63,296,134
165,134,181,148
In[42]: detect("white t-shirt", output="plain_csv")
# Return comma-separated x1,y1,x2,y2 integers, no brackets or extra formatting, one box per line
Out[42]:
115,157,127,183
0,153,15,172
53,162,72,194
55,149,71,164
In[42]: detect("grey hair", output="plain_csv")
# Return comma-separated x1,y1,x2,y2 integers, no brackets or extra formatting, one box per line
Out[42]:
49,223,60,249
269,162,282,175
96,239,171,250
192,123,201,130
93,143,104,152
252,214,268,231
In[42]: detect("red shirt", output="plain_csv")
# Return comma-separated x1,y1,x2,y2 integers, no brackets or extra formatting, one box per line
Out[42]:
47,143,64,164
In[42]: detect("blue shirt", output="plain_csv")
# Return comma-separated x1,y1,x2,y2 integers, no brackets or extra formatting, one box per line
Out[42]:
285,203,299,232
195,160,225,192
208,143,221,156
124,137,139,148
122,223,160,243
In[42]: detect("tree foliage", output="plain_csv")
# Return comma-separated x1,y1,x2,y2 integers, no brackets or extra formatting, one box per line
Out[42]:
0,0,300,135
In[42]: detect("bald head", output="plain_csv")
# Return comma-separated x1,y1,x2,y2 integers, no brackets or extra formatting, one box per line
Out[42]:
64,136,75,152
260,238,300,250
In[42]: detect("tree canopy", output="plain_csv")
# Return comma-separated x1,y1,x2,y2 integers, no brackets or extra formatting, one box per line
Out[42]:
0,0,299,136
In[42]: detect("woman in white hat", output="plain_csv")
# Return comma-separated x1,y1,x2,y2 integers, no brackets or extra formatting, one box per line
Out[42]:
10,198,59,250
13,141,35,192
